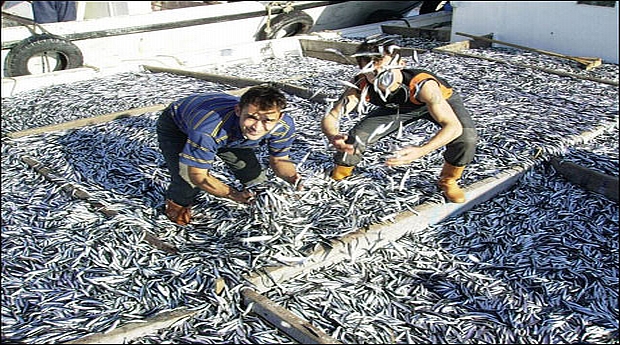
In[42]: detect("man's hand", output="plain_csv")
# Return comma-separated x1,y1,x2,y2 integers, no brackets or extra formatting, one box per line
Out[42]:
385,146,427,167
226,189,256,204
288,173,304,191
329,134,355,154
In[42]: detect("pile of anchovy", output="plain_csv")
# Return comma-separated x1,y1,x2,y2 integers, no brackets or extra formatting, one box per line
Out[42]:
1,35,618,344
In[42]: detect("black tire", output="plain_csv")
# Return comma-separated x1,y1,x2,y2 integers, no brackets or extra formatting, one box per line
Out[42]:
364,9,402,24
257,10,314,41
4,33,84,77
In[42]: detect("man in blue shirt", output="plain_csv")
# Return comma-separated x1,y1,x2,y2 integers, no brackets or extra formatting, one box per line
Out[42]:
157,85,302,225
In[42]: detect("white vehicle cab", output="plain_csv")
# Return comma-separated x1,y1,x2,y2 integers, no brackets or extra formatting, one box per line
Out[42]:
1,1,420,78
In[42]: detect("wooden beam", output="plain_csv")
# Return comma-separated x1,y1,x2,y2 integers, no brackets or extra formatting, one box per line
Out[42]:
63,307,199,344
244,162,538,293
298,39,360,65
6,104,167,139
381,24,451,42
142,65,332,103
403,11,452,28
20,155,179,254
298,38,426,65
241,288,341,344
455,32,603,70
433,47,618,87
434,40,470,52
4,81,308,139
432,35,494,53
550,158,618,202
63,288,340,344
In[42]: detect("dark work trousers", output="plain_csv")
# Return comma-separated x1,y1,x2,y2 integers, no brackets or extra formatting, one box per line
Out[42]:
335,93,478,167
32,1,77,23
156,108,266,207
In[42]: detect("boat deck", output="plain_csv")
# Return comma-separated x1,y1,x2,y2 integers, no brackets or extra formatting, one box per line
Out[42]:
1,34,618,344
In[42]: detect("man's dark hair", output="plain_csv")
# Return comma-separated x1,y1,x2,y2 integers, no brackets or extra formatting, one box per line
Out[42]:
354,37,400,68
239,85,287,111
354,42,379,67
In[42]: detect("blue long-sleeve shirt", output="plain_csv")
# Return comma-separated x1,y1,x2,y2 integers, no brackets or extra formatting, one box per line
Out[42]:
169,93,296,170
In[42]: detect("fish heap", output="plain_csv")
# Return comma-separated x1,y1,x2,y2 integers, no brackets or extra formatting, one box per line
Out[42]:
1,36,618,344
262,161,619,344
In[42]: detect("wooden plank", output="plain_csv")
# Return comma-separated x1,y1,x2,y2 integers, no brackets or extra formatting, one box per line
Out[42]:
468,33,494,49
435,40,470,52
244,162,537,293
6,104,167,139
5,80,310,139
64,287,340,344
298,38,427,66
243,121,619,292
20,155,179,255
381,24,451,41
299,39,360,65
64,307,198,344
402,11,452,28
241,288,341,344
142,65,332,103
550,158,619,202
433,47,618,86
455,32,603,70
430,35,493,52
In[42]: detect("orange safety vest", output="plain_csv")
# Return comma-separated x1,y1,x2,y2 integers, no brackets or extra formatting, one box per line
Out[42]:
354,69,454,107
407,71,453,105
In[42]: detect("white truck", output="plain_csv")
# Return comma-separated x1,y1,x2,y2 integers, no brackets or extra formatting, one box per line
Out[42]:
1,1,420,78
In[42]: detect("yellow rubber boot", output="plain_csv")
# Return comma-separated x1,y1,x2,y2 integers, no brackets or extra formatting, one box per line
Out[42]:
331,165,354,181
438,162,466,203
165,199,192,225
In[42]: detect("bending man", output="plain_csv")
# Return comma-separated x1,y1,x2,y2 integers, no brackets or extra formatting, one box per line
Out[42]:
321,38,478,203
157,85,302,225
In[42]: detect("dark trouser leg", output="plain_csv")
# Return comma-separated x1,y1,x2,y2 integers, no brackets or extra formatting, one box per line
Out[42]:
444,94,478,166
217,148,266,187
156,108,200,206
440,94,478,203
334,107,411,166
32,1,77,23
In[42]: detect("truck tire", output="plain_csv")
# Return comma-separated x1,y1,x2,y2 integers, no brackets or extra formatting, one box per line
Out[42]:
4,33,84,77
257,10,314,41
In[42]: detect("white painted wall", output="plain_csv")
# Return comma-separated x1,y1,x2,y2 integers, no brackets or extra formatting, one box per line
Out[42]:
450,1,619,64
